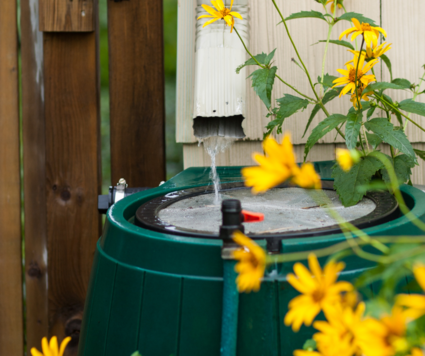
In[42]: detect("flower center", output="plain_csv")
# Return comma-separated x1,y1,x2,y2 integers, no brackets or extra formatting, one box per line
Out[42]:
361,23,372,31
220,8,231,18
349,68,364,82
312,288,325,302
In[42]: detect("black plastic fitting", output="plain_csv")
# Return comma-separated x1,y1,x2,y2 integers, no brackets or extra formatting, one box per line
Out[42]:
219,199,245,244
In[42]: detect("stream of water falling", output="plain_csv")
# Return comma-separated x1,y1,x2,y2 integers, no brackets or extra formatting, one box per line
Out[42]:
199,136,235,204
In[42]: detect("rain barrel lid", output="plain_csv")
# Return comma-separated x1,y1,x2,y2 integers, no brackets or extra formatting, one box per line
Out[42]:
135,181,398,250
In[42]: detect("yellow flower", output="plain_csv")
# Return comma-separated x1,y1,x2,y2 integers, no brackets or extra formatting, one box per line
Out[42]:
340,290,359,309
31,336,71,356
349,42,392,61
336,149,361,172
313,303,366,356
397,264,425,320
350,83,373,110
292,162,322,190
358,307,409,356
284,254,353,332
197,0,243,33
339,18,387,48
242,133,322,194
232,231,266,293
326,0,343,14
294,350,322,356
333,53,378,97
408,348,425,356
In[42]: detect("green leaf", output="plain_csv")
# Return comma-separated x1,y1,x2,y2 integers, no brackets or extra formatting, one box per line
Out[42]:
366,106,376,120
345,112,363,149
304,114,347,160
284,10,327,22
382,154,415,184
414,149,425,161
357,180,390,194
303,339,317,351
363,81,406,94
249,66,277,109
266,94,309,136
399,99,425,117
380,54,392,81
392,78,412,89
236,52,268,74
302,88,341,138
265,49,277,66
364,118,416,162
366,132,382,149
332,155,384,207
314,39,355,50
336,12,376,25
321,74,339,91
131,352,142,356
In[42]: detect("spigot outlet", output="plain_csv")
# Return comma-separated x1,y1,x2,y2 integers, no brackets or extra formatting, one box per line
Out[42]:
220,199,245,259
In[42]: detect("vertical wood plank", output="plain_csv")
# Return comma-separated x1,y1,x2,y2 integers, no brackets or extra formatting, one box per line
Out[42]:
108,0,166,187
21,0,49,349
39,0,94,32
0,0,24,354
43,30,101,355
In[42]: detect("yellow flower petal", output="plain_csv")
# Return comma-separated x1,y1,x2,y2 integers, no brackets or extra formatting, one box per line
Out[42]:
59,337,71,356
229,11,243,20
214,0,225,11
49,337,59,356
202,4,220,17
351,18,361,30
203,17,220,27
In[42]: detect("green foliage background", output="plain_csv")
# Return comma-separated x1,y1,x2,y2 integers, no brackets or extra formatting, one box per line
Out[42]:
99,0,182,192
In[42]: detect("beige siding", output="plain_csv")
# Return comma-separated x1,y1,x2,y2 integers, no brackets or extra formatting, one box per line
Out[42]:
178,0,425,181
184,142,425,185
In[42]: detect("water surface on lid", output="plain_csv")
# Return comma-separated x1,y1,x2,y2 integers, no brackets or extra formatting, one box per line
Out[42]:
158,188,376,235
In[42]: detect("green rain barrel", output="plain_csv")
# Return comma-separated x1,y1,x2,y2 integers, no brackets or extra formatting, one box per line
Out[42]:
78,162,425,356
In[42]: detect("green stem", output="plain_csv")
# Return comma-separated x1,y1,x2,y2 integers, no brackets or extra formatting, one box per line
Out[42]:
362,124,370,152
404,70,425,130
368,151,425,232
267,236,425,265
354,37,365,110
271,0,319,102
271,1,347,141
234,27,315,102
383,110,396,158
321,23,334,97
375,93,425,133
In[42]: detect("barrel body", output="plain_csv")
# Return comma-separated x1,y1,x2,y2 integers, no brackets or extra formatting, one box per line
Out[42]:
78,163,425,356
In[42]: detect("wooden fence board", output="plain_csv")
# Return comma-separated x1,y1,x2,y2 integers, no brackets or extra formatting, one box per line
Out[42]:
0,1,24,354
108,0,165,187
39,0,94,32
21,0,49,350
43,31,101,355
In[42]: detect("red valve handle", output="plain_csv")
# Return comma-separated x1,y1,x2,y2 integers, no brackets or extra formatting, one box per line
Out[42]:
241,210,265,223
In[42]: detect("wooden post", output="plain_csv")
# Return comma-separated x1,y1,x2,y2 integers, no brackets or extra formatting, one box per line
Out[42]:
39,0,95,32
108,0,166,187
21,0,49,350
43,32,101,355
0,1,24,354
20,0,101,353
